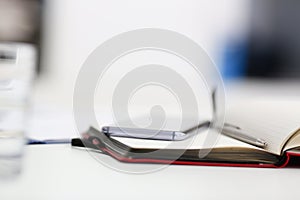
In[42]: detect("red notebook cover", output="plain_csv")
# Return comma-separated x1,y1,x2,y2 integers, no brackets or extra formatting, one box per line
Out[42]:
74,127,300,168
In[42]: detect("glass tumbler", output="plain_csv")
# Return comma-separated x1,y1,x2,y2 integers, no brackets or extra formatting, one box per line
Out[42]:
0,43,35,178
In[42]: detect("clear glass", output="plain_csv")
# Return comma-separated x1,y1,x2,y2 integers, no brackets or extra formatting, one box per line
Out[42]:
0,43,35,178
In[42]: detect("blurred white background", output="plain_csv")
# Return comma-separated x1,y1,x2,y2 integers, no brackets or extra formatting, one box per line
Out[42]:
0,0,250,139
23,0,252,138
37,0,251,108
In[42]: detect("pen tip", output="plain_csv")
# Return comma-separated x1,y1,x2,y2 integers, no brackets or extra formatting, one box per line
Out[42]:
257,138,268,147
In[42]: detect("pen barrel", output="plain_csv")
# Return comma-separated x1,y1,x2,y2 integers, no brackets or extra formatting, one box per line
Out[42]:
102,126,178,141
222,127,266,148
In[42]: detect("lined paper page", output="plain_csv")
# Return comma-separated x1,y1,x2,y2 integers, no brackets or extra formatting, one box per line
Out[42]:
226,100,300,155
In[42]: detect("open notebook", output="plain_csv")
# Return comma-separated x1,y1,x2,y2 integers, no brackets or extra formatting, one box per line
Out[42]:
75,101,300,168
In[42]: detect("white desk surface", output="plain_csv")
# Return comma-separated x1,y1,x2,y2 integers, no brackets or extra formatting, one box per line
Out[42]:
1,79,300,200
1,144,300,200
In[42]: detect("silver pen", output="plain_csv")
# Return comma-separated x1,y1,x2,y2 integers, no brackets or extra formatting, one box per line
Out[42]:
102,126,189,141
221,125,267,148
102,121,210,141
